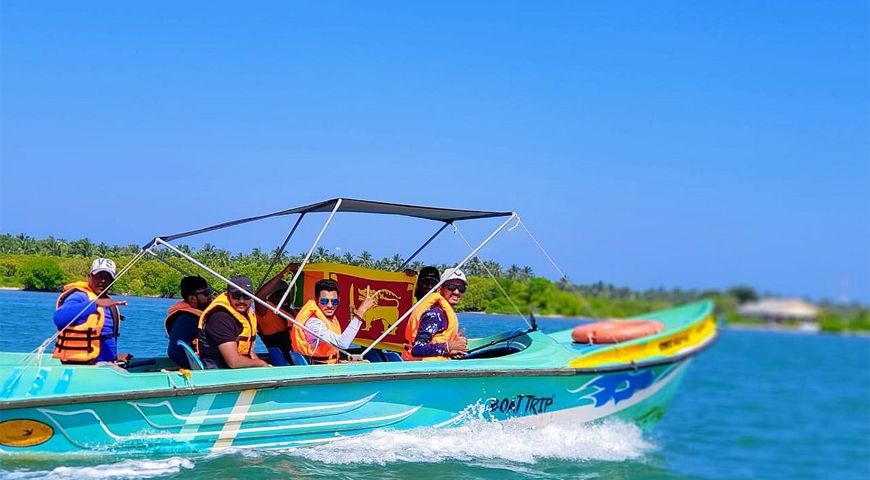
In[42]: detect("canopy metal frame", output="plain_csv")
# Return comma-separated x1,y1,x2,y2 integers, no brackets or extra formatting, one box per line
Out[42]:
138,198,523,358
11,197,569,377
63,197,573,365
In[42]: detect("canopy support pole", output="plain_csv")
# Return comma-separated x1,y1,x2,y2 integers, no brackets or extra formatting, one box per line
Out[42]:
155,235,352,356
361,213,518,357
257,213,305,289
398,222,451,271
274,199,342,313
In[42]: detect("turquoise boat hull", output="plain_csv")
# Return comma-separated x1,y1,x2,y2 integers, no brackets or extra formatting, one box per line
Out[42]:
0,300,716,456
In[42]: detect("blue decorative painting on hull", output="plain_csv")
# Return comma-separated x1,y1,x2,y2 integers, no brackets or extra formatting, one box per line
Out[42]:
585,370,654,407
567,367,679,408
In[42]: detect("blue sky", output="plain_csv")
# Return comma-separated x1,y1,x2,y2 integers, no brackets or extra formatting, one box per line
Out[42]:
1,1,868,302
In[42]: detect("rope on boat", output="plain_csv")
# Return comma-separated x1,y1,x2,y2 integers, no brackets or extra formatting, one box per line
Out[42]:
155,235,355,358
516,218,599,318
452,224,533,329
161,368,193,389
7,249,148,389
360,213,520,358
146,250,192,277
516,217,569,282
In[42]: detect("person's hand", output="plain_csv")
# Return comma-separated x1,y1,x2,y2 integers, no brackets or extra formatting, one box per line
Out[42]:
355,290,378,318
96,298,127,308
446,330,468,358
404,268,417,277
117,352,133,363
255,358,271,367
282,263,301,276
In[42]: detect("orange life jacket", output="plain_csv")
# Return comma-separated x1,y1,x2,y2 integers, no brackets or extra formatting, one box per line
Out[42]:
402,292,459,361
291,300,341,364
164,300,202,348
257,307,289,336
197,292,257,357
52,281,121,364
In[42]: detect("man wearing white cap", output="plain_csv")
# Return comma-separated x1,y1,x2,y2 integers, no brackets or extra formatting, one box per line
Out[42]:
53,258,129,364
402,268,469,361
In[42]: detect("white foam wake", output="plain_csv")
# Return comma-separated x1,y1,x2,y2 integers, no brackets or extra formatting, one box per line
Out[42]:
4,457,194,480
287,418,653,466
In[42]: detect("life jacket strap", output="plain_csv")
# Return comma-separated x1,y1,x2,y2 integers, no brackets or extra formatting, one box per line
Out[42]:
306,354,338,364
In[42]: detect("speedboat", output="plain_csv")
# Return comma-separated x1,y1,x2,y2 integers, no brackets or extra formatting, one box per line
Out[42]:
0,198,717,456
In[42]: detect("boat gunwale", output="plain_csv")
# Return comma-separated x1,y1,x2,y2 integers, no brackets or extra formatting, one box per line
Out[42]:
0,332,716,410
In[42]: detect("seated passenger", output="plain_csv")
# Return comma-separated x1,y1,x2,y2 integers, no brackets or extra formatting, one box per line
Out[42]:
291,279,376,364
413,266,440,302
255,263,300,359
197,275,269,369
402,268,469,361
165,276,212,368
53,258,130,365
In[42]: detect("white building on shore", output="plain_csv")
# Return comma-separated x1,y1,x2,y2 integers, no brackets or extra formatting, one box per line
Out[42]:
737,298,820,332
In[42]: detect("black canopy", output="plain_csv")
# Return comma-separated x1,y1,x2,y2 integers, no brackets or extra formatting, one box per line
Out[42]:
153,198,514,244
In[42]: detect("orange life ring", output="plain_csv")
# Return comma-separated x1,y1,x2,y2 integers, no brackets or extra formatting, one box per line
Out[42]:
571,319,665,344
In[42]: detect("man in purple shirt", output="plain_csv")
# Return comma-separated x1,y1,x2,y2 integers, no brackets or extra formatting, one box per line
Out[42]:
407,268,469,360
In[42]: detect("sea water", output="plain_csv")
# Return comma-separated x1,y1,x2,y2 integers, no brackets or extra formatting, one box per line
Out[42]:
1,290,868,479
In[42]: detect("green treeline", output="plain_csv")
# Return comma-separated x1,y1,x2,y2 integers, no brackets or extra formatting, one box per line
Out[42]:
1,233,867,333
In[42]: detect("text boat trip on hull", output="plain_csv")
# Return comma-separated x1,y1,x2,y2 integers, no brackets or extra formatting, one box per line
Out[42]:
0,198,717,456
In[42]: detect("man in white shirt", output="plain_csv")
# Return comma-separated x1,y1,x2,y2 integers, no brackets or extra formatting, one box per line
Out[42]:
290,279,377,364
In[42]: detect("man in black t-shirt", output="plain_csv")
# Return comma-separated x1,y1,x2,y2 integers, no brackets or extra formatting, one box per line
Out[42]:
197,276,269,370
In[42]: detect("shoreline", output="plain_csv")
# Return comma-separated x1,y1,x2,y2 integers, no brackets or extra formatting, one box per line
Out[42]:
2,289,867,335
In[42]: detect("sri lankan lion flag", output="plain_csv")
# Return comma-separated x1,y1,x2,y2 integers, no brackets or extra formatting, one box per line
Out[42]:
298,263,417,352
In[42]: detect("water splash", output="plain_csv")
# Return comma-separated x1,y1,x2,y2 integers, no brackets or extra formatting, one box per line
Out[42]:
1,421,651,478
284,418,653,466
4,457,194,479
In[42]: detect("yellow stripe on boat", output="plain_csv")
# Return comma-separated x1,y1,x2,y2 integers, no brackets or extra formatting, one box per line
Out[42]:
568,315,717,369
212,389,257,451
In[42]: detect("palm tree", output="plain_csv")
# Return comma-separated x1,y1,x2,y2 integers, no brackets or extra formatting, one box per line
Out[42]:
15,234,38,254
342,252,355,265
374,256,390,270
43,236,67,256
356,251,373,268
96,242,111,257
521,266,534,279
483,260,503,277
249,247,267,264
0,234,15,254
69,238,94,257
389,254,404,271
463,258,484,276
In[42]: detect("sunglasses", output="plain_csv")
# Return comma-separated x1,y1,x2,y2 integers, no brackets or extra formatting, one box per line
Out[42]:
443,283,467,293
194,289,213,297
319,298,340,306
230,291,251,301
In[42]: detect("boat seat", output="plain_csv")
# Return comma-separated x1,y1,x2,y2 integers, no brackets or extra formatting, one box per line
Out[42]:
177,340,204,370
288,352,309,366
383,351,402,362
267,347,290,367
363,349,387,363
